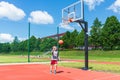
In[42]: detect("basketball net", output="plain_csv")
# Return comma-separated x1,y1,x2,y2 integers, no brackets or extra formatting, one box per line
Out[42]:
61,18,74,26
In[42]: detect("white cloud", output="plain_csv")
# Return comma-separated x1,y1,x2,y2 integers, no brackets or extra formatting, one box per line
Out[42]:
0,33,26,43
84,0,104,10
0,33,14,43
59,23,74,30
0,1,25,21
28,11,54,24
19,37,26,41
107,0,120,14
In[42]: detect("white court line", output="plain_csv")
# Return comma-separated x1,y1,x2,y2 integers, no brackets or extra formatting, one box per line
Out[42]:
94,75,120,80
0,62,49,66
0,61,70,66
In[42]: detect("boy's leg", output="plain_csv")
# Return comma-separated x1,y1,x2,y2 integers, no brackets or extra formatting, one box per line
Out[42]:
54,64,57,70
50,65,53,74
54,64,57,74
50,60,54,73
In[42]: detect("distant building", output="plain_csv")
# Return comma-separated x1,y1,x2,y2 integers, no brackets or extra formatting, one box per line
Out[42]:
41,32,66,39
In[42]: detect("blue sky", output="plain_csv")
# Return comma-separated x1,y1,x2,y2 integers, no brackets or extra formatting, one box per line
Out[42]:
0,0,120,43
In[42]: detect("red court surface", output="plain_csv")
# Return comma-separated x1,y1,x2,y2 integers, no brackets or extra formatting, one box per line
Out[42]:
0,63,120,80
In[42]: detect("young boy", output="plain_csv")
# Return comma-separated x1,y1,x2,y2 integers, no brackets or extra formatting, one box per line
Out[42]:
50,46,58,74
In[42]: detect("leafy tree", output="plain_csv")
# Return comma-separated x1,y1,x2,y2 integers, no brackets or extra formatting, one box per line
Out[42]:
76,30,84,47
34,38,41,51
102,16,120,50
29,36,37,51
90,17,102,49
61,31,71,48
19,40,28,51
2,43,11,53
69,29,78,48
11,36,20,52
40,38,57,51
0,43,3,53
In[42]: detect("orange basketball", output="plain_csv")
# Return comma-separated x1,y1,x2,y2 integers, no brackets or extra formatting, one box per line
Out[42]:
69,18,73,22
58,40,64,45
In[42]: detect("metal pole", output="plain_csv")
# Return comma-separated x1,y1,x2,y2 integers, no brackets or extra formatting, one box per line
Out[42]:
28,22,30,62
78,21,88,70
81,0,89,70
84,21,88,70
82,0,88,70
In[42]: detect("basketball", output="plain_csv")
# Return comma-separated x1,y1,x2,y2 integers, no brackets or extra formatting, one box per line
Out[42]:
58,40,64,45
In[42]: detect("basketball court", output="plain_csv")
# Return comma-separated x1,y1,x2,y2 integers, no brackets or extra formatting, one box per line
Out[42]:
0,0,119,80
0,63,120,80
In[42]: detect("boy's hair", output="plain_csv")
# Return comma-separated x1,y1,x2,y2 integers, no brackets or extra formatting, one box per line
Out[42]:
52,46,57,50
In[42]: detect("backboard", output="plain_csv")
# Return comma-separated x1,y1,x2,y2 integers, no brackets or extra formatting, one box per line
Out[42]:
62,0,83,24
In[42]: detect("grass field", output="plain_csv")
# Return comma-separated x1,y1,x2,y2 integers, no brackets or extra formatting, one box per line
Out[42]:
60,50,120,62
0,50,120,73
58,62,120,74
0,50,120,62
0,51,50,63
59,50,120,74
0,55,27,63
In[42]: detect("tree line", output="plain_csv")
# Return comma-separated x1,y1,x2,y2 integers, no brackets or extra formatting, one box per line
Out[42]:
61,16,120,50
0,16,120,53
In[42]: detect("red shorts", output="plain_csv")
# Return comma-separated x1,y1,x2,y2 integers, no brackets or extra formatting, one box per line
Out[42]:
51,60,58,65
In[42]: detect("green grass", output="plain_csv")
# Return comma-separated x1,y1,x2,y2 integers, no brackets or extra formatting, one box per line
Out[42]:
0,55,50,63
7,51,44,55
0,51,50,63
58,50,120,74
59,50,120,62
0,50,120,63
58,62,120,74
0,55,27,63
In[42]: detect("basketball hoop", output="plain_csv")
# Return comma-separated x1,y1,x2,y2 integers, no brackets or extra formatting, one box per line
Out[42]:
61,18,70,25
61,17,74,26
68,18,74,22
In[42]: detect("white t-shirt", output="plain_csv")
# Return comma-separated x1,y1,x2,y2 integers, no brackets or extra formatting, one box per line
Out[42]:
51,50,58,60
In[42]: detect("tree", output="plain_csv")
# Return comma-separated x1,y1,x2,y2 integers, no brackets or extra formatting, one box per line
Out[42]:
11,36,20,52
76,30,84,47
90,17,102,49
2,43,11,53
61,31,71,48
102,16,120,50
34,38,41,51
40,38,57,51
0,43,3,53
19,40,28,51
29,36,37,51
69,29,78,48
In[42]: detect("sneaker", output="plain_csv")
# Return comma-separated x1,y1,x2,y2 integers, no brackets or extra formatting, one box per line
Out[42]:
50,70,52,74
54,70,56,74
